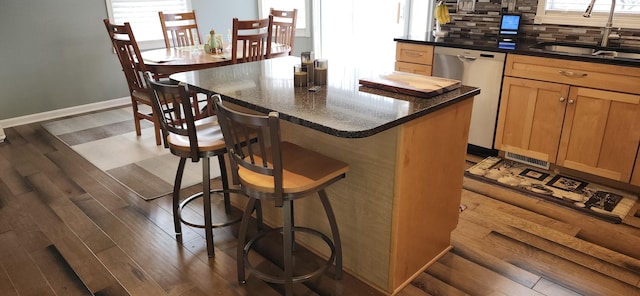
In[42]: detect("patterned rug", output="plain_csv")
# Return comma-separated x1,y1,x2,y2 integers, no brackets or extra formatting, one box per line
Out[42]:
41,106,218,200
466,157,638,224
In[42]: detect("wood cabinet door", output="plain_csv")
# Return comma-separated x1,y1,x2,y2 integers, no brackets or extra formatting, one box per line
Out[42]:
557,87,640,182
494,77,569,163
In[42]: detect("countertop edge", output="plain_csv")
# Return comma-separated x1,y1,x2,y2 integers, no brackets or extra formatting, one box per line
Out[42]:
394,37,640,67
193,84,480,139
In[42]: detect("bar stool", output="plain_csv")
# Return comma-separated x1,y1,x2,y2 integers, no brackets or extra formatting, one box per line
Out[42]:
213,95,348,295
145,74,256,257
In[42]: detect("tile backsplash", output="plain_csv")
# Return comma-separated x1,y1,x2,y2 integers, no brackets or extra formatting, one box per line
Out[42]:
439,0,640,48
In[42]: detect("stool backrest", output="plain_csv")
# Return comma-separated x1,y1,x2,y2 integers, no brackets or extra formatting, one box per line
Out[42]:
145,72,200,160
213,95,286,206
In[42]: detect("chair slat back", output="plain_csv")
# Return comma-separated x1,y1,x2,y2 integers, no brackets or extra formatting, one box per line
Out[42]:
103,19,148,94
270,8,297,55
213,95,285,204
159,11,202,48
231,16,273,64
145,72,201,160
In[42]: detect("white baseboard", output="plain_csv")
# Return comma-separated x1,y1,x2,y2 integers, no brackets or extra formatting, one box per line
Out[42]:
0,125,5,143
0,97,130,128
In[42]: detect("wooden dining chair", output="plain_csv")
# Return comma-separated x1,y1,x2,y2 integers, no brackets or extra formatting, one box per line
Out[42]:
103,19,163,146
269,8,297,57
144,73,250,258
159,10,202,48
231,15,273,64
213,95,348,296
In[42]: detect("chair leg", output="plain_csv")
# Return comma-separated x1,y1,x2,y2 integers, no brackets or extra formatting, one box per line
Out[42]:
217,154,231,212
283,199,294,296
153,124,162,146
131,101,142,136
319,189,343,279
149,106,162,146
173,157,187,236
202,157,215,258
237,197,258,284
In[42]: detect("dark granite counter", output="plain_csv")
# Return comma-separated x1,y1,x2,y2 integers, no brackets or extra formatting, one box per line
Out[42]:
395,35,640,67
170,56,480,138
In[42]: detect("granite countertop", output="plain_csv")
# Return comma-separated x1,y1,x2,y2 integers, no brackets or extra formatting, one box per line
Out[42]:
395,35,640,67
170,56,480,138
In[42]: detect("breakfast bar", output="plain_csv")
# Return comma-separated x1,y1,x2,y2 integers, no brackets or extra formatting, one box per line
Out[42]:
170,56,479,294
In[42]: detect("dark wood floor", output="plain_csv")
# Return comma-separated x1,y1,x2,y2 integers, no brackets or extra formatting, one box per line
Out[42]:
0,121,639,296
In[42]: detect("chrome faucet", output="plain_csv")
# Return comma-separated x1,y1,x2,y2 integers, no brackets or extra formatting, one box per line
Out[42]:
583,0,616,47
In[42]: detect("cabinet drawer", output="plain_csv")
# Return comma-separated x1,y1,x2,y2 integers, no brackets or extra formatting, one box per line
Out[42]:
505,54,640,95
396,43,433,65
394,62,432,76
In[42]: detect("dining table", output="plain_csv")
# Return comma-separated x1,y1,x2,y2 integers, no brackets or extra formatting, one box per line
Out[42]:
170,56,480,295
142,43,291,77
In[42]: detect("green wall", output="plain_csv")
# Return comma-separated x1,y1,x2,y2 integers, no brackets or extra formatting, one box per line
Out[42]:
0,0,311,122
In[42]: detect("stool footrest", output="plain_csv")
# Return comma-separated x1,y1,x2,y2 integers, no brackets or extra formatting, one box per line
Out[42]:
242,226,336,285
179,188,243,229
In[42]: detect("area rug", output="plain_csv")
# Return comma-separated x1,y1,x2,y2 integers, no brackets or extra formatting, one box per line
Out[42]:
42,106,219,200
465,156,638,224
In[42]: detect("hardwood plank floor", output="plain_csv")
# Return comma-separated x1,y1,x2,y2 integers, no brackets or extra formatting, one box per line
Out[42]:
0,121,638,295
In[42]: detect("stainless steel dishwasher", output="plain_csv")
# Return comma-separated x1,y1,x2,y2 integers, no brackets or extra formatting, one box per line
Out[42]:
432,46,506,153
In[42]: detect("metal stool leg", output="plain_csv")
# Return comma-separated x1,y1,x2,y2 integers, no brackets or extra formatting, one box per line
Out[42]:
290,200,296,252
217,154,232,212
237,197,258,284
255,199,263,230
319,189,342,279
173,157,187,236
202,156,215,258
283,199,294,296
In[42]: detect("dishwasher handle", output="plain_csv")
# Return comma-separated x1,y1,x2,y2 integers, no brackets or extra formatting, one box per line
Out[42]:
456,54,477,62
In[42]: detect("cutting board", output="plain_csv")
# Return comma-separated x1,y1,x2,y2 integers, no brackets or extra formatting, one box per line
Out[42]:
359,71,461,98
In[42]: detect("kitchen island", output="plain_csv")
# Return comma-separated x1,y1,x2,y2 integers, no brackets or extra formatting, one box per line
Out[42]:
171,56,479,294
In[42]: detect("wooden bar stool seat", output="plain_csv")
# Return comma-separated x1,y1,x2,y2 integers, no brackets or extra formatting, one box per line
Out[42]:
213,95,348,296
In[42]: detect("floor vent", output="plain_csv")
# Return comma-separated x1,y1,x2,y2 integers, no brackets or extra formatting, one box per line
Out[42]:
505,152,549,170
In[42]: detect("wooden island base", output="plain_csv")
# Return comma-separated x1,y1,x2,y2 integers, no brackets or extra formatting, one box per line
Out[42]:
228,98,474,294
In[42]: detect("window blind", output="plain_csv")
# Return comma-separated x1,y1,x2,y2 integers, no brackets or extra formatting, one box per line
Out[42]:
107,0,189,41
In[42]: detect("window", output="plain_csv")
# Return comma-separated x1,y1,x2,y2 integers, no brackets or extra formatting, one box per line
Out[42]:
535,0,640,29
258,0,310,37
105,0,191,48
313,0,406,73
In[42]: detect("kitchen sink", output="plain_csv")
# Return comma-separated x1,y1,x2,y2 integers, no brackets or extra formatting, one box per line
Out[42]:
529,42,640,61
593,50,640,60
535,44,595,55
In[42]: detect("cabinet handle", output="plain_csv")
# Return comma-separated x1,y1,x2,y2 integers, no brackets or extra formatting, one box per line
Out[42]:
568,99,575,104
456,55,477,62
559,97,566,102
405,51,424,57
558,70,587,78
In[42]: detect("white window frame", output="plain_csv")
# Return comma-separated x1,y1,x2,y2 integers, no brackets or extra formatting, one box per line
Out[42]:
258,0,311,37
534,0,640,29
105,0,192,49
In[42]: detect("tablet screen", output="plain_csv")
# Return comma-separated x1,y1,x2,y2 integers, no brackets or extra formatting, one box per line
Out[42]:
500,14,521,35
